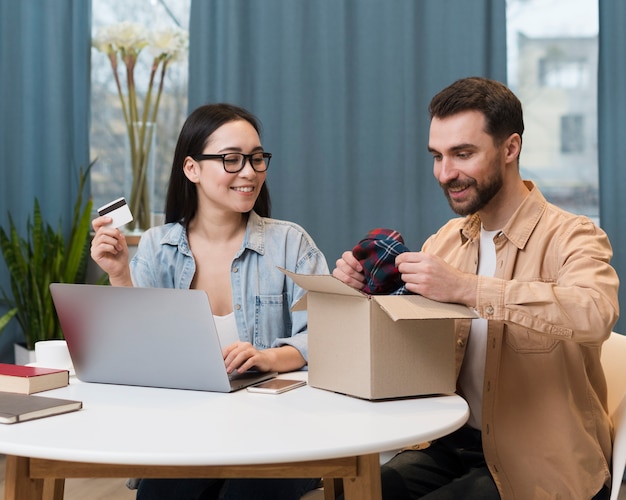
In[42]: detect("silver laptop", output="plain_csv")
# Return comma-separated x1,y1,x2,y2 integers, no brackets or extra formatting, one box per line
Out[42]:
49,284,277,392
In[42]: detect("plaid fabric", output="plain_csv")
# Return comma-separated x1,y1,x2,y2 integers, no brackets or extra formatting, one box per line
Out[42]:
352,228,412,295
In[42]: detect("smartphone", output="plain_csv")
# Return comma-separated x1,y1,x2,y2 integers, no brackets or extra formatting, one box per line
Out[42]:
247,378,306,394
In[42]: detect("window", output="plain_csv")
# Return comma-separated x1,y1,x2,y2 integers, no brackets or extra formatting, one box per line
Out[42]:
560,114,584,153
90,0,190,225
506,0,598,221
539,58,590,89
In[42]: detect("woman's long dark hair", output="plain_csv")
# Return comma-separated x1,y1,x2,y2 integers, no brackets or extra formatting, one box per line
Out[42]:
164,103,271,224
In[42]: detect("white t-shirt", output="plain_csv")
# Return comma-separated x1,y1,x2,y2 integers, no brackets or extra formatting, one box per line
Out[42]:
458,226,499,430
213,312,240,348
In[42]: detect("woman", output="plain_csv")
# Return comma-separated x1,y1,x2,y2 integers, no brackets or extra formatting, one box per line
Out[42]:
91,103,328,499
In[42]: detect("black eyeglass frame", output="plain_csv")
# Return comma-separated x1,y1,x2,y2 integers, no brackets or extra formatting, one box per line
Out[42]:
192,152,272,173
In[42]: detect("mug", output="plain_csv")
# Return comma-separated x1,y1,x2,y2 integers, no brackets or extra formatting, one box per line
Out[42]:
34,340,73,371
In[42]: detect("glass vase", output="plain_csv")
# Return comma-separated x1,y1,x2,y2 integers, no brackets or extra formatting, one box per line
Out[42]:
124,121,156,232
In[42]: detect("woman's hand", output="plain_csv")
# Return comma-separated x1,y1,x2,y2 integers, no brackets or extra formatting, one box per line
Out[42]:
222,342,305,374
90,216,133,286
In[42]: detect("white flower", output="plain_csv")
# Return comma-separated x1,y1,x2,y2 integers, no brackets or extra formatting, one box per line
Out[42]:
148,27,189,62
92,32,112,54
93,22,149,57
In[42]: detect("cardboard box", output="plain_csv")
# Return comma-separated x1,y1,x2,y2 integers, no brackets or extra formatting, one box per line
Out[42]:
282,269,476,400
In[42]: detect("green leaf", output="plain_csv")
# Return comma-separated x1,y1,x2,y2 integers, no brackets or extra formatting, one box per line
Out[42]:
0,308,17,333
0,162,96,348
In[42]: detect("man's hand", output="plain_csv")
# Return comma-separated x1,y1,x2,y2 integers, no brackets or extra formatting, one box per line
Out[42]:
396,252,478,306
332,251,366,290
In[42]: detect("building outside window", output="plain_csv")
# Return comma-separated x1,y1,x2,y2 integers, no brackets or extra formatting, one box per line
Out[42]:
506,0,598,221
539,57,590,89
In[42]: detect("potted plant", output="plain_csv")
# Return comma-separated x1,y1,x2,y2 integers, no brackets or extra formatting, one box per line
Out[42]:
0,164,94,359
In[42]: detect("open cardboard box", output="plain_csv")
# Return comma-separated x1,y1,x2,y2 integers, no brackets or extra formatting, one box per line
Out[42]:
282,268,476,400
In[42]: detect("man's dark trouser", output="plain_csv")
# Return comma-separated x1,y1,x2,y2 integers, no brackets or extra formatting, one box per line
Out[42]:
380,426,610,500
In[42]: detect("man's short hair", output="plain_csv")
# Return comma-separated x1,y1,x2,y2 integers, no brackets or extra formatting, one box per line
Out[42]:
429,77,524,146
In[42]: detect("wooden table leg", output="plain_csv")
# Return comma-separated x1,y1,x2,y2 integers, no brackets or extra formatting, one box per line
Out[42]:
42,478,65,500
322,477,343,500
4,455,44,500
342,454,381,500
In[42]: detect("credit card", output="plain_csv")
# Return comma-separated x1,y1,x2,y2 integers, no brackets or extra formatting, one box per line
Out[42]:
97,197,134,229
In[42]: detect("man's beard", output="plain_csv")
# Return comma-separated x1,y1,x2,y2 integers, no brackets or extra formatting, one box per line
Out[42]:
441,170,503,216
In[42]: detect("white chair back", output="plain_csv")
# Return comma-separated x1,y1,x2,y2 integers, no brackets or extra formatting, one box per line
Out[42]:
601,332,626,500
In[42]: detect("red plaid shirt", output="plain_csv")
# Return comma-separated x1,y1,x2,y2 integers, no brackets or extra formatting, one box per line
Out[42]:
352,228,411,295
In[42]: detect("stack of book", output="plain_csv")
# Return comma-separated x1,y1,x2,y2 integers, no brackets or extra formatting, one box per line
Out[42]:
0,363,82,424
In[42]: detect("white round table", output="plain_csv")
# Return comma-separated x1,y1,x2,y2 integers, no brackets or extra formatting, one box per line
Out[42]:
0,372,468,499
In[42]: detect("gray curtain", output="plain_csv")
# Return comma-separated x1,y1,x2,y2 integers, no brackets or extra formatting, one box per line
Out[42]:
598,0,626,334
0,0,92,360
188,0,507,264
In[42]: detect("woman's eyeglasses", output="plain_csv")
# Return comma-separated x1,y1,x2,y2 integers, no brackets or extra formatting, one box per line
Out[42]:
192,152,272,173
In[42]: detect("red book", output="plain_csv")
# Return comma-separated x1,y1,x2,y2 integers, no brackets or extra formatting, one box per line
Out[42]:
0,363,69,394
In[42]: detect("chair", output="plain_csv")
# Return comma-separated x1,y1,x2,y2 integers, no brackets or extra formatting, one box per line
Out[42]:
601,331,626,500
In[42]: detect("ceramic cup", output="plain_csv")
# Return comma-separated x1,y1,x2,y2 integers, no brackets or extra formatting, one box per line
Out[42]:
34,340,73,371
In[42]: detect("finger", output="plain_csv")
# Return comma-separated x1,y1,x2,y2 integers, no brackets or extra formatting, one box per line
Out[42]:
333,256,365,280
227,351,254,374
91,243,116,259
395,251,421,265
235,356,259,374
332,267,351,283
332,268,365,290
224,343,256,373
92,226,122,248
93,233,124,253
222,341,243,360
92,216,113,232
341,251,363,272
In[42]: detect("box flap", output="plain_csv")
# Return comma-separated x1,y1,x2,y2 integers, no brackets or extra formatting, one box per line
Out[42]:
280,268,365,298
374,294,477,321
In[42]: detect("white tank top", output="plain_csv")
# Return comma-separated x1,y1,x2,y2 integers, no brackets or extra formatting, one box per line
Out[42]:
213,312,240,347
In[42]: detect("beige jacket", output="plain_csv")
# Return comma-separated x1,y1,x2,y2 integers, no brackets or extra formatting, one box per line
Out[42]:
423,182,619,500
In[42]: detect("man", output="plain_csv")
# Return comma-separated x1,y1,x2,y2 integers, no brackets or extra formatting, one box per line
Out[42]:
333,77,619,499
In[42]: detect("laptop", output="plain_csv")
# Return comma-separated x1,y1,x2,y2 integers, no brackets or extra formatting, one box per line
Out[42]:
49,284,277,392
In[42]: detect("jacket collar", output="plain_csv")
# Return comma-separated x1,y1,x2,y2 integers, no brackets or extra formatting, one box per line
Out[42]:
242,211,266,256
461,181,546,250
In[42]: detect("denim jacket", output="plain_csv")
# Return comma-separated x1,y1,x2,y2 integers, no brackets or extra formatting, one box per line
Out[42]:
130,211,329,362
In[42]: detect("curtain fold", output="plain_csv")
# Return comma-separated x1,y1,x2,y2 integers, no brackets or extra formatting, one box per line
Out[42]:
598,0,626,334
0,0,92,360
188,0,506,263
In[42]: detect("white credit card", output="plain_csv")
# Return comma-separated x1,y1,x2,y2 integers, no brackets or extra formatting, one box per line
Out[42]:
97,197,134,229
